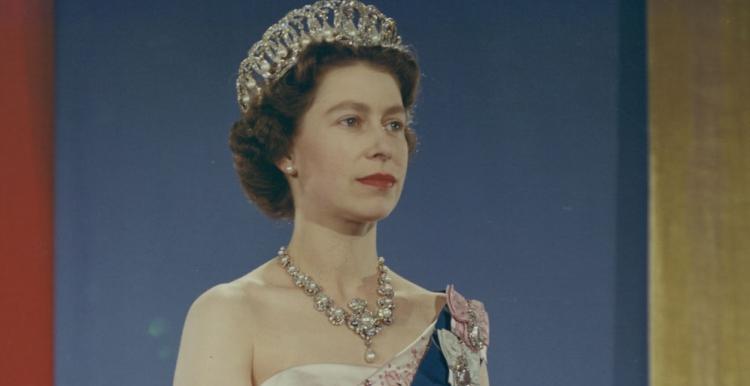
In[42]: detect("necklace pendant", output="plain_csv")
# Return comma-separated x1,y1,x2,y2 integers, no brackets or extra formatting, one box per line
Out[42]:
364,347,377,363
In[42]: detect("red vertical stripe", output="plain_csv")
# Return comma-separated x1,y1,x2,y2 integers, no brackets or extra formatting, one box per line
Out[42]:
0,1,55,385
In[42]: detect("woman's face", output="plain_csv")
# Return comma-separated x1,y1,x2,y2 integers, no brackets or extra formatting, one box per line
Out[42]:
285,62,410,226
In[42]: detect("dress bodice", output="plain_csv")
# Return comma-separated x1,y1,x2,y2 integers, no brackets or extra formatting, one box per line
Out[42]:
259,311,438,386
257,285,489,386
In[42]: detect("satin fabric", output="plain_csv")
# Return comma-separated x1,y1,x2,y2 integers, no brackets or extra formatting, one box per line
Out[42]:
260,311,440,386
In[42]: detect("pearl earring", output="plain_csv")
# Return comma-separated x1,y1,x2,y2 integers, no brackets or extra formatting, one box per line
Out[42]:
284,165,297,176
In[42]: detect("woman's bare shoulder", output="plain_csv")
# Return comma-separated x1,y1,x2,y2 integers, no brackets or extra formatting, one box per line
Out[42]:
390,270,446,297
194,257,289,316
196,257,266,297
388,270,447,316
225,255,292,294
173,256,282,386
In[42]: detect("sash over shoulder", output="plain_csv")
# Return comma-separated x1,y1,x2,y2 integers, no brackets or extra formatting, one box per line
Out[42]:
363,285,490,386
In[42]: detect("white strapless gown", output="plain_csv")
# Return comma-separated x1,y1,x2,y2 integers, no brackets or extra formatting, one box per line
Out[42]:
259,317,438,386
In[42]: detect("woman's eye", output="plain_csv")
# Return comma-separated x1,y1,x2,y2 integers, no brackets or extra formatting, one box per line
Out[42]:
385,121,404,132
340,116,360,127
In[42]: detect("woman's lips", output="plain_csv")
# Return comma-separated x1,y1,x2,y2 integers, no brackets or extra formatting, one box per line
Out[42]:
357,173,397,189
358,179,395,188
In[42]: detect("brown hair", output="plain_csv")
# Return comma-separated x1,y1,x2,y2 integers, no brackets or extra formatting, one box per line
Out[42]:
229,41,421,220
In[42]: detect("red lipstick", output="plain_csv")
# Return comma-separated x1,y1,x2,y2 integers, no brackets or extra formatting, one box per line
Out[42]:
357,173,397,189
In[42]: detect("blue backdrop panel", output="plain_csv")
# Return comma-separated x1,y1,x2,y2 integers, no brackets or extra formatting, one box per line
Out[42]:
54,1,647,385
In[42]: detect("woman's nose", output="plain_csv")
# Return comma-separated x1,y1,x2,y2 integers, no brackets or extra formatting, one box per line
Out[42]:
367,122,393,161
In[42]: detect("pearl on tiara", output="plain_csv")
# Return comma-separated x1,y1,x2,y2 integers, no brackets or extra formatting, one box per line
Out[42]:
236,0,409,113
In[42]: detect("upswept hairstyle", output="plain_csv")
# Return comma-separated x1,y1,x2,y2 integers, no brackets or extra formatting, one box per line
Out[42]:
229,41,421,220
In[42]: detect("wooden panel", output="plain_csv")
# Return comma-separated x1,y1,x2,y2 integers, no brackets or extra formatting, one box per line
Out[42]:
649,1,750,385
0,1,55,385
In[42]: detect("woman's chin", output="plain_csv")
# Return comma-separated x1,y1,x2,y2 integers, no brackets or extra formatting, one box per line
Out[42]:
347,205,396,223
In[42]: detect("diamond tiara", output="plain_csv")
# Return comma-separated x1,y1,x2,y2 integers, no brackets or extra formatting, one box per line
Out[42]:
236,0,409,113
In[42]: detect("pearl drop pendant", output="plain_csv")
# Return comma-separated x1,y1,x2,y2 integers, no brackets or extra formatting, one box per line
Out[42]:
364,347,377,363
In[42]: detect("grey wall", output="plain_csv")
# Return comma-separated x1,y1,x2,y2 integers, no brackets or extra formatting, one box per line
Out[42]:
54,0,647,385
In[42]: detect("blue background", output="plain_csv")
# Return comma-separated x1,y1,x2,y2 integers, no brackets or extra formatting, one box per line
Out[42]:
54,0,647,385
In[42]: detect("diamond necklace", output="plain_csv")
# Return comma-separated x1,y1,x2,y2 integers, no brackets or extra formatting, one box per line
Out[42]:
276,246,395,363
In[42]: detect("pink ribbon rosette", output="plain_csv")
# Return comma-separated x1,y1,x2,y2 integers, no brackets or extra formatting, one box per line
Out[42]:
445,284,490,357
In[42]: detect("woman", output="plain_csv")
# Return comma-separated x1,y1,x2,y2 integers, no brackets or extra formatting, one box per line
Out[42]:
173,1,489,385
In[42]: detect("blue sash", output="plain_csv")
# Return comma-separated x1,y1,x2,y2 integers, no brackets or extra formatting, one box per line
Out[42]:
409,305,452,386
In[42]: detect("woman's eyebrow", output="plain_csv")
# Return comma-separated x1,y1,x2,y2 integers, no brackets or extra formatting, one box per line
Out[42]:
324,101,405,116
324,100,369,115
382,105,405,117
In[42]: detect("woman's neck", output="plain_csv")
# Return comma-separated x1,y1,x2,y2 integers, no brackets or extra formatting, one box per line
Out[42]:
284,213,381,301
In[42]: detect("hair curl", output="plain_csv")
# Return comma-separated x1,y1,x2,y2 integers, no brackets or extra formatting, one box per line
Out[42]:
229,41,421,220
